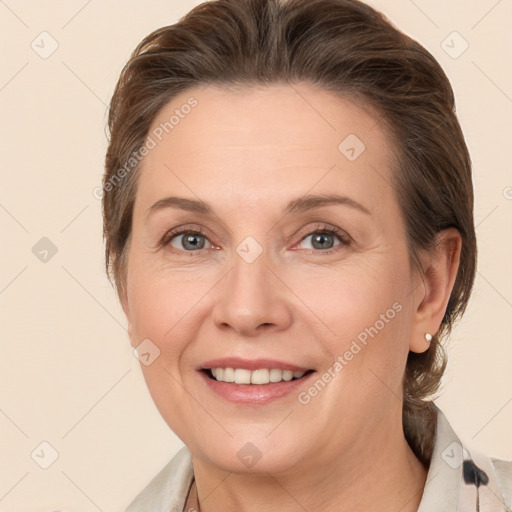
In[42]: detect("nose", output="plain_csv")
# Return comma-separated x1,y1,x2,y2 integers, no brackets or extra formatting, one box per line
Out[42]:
211,247,293,337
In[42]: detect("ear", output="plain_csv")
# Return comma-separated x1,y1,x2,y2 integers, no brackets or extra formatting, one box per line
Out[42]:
409,228,462,354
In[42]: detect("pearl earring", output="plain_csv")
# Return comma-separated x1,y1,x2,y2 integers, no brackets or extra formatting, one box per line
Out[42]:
425,332,433,342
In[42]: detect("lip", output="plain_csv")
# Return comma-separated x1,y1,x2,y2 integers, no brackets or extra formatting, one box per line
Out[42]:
197,358,317,406
199,357,312,372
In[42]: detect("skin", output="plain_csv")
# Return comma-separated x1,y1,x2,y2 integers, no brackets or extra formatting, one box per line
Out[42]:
121,83,461,512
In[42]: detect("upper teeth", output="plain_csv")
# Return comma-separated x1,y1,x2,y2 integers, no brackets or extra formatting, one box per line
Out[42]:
210,368,307,385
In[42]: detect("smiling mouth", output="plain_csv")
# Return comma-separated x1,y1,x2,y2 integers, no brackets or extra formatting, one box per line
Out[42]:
202,368,315,385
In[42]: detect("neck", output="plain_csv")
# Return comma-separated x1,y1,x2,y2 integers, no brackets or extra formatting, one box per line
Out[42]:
188,416,429,512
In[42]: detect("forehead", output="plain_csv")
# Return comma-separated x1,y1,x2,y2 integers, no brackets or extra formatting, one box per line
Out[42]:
137,83,398,219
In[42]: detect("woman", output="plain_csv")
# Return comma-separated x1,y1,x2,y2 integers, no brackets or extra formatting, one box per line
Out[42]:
101,0,512,510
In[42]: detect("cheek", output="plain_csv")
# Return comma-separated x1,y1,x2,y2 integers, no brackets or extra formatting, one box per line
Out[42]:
126,249,209,344
287,255,412,381
290,256,406,331
125,267,202,424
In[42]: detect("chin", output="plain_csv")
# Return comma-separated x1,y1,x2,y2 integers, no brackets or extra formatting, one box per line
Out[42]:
191,435,307,475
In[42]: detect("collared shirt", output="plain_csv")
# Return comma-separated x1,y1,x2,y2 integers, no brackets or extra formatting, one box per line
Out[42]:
125,406,512,511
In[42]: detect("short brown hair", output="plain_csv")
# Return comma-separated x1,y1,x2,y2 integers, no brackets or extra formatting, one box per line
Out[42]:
103,0,476,465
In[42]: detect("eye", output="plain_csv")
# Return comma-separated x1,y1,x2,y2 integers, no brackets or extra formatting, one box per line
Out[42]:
296,224,350,255
160,223,350,255
163,228,212,252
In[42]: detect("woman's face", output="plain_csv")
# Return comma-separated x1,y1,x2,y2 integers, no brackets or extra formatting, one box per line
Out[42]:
123,83,426,474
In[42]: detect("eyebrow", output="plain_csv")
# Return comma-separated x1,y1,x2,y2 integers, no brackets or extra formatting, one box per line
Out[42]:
146,193,371,219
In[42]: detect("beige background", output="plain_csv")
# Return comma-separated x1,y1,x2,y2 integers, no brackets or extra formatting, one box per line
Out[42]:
0,0,511,510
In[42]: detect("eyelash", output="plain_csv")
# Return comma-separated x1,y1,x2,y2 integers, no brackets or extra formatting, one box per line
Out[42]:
160,223,351,256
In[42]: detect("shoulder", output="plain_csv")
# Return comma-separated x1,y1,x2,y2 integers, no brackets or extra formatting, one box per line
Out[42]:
125,446,194,512
490,457,512,509
419,405,512,511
